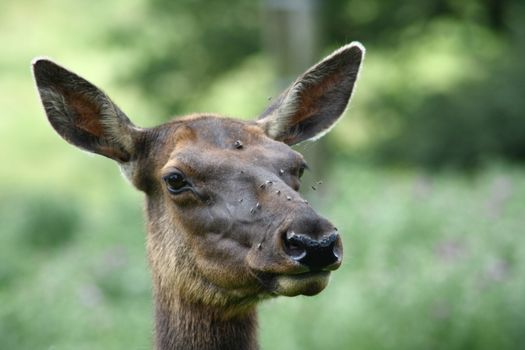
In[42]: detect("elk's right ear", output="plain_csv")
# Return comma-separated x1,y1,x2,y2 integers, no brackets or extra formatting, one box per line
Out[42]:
32,58,140,163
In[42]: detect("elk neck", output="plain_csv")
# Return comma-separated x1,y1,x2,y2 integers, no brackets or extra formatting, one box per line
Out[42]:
154,296,258,350
146,198,259,350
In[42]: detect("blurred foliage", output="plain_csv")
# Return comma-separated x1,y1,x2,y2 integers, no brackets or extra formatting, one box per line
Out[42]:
1,165,524,350
108,0,525,168
363,18,525,168
325,0,525,169
1,0,525,349
0,188,152,350
322,0,511,44
12,193,80,249
260,164,525,350
107,0,261,118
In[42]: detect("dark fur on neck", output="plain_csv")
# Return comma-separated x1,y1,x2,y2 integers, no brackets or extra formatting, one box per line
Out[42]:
155,297,258,350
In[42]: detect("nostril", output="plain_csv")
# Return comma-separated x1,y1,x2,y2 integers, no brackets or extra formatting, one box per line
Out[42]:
283,231,307,260
283,232,340,271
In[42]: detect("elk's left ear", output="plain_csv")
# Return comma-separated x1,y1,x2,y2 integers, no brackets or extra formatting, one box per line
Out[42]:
32,58,140,163
257,42,365,145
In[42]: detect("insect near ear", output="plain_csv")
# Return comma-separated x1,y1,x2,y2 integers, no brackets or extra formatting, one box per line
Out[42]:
163,171,192,194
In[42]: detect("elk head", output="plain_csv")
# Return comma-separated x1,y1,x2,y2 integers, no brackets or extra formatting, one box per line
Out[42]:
33,43,364,316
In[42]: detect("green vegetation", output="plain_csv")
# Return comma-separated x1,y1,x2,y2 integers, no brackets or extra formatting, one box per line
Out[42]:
1,0,524,349
264,164,525,350
1,165,524,349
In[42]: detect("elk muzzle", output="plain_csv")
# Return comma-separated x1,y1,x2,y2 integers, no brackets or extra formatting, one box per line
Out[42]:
249,210,343,297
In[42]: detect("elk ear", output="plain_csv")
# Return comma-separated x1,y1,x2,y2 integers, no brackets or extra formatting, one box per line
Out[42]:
257,42,364,145
32,58,140,162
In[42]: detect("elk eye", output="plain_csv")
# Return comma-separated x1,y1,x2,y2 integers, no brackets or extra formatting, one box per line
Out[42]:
298,167,305,178
298,163,308,178
163,171,190,194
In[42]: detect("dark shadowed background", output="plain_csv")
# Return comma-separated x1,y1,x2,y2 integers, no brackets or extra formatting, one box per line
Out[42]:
1,0,525,349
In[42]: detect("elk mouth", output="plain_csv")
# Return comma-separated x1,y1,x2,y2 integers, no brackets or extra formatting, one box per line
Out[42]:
255,270,331,297
247,228,342,297
272,271,331,296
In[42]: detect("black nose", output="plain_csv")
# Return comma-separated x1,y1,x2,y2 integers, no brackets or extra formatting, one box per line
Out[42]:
283,231,340,271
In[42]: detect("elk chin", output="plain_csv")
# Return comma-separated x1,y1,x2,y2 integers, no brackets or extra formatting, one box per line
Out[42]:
273,271,331,297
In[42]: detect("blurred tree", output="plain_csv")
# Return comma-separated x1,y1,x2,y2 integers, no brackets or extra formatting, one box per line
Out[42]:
109,0,261,118
322,0,525,168
376,35,525,168
321,0,513,46
262,0,329,185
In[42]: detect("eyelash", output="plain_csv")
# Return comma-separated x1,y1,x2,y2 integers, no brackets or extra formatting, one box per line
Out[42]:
298,163,308,178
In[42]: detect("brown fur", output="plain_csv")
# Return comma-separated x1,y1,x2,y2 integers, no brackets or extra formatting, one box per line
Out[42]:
32,42,364,350
155,299,258,350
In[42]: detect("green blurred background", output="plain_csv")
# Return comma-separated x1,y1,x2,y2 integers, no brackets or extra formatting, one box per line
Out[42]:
1,0,525,349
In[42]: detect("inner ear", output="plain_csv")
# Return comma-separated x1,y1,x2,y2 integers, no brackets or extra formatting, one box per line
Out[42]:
33,58,139,163
257,42,365,145
66,92,105,137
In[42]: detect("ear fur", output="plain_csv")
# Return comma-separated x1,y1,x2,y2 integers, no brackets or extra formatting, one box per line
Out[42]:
258,42,365,145
32,58,139,162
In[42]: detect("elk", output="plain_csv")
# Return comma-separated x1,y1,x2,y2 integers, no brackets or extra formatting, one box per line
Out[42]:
32,42,364,350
